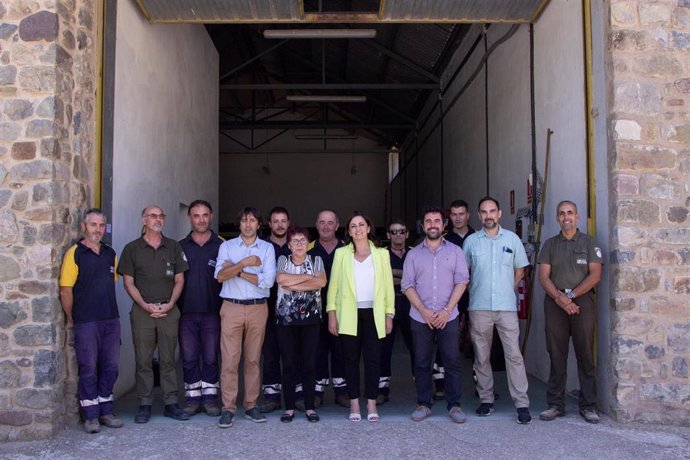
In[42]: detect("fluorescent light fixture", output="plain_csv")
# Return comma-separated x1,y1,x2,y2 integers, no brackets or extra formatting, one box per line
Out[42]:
286,95,367,103
264,29,376,39
294,134,359,140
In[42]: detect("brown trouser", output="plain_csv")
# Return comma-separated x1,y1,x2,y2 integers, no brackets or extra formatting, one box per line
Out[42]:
219,300,268,413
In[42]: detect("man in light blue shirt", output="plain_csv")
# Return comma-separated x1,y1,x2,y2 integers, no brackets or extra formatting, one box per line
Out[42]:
214,207,276,428
463,196,532,424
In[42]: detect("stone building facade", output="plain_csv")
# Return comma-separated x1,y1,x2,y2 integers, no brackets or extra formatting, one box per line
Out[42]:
0,0,97,441
0,0,688,441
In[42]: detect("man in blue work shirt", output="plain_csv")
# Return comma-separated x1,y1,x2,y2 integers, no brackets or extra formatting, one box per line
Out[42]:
463,196,532,424
178,200,224,417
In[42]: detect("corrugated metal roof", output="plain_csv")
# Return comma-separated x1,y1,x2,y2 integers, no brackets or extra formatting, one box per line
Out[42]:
135,0,303,23
380,0,548,23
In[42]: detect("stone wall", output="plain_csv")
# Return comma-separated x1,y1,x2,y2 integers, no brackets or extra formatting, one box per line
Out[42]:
0,0,97,440
609,0,690,424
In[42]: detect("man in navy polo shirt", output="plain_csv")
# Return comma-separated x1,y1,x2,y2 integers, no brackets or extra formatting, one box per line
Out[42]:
60,208,123,434
179,200,224,417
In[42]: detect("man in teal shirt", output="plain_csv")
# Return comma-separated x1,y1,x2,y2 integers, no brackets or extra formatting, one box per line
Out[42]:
463,196,532,424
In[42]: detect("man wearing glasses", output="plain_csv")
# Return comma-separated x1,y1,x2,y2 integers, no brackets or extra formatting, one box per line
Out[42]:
119,205,190,423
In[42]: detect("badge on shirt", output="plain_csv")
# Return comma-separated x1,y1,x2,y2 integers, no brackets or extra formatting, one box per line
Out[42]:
208,259,216,267
182,251,188,262
595,247,602,258
165,261,174,278
576,258,587,265
109,265,115,274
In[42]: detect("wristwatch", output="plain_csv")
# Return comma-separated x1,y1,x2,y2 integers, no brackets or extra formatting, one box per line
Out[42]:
566,290,575,300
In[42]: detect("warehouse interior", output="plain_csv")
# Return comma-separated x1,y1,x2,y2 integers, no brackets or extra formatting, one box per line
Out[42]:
102,0,611,413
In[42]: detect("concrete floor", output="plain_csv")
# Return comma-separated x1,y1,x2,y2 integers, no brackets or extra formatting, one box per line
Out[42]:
1,343,689,459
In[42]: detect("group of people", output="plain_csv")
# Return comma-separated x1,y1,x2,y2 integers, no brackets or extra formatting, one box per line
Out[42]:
58,197,603,433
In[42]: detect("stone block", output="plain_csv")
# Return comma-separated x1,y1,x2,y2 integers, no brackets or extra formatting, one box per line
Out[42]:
0,256,21,282
613,337,645,355
675,78,690,93
34,349,58,387
9,160,52,181
26,245,50,265
616,200,660,224
62,30,75,50
36,96,55,118
0,23,17,40
656,227,690,244
615,268,660,292
615,226,647,246
22,224,36,245
16,358,31,367
26,119,56,138
668,323,690,352
0,65,16,85
16,389,54,410
613,174,639,195
614,81,662,114
0,210,19,243
40,137,60,159
19,11,58,42
0,410,32,426
32,183,62,204
633,55,683,79
640,383,690,402
0,163,6,183
0,301,27,327
614,119,642,140
644,345,665,359
611,1,638,26
615,383,637,403
671,31,690,49
0,122,21,141
0,393,10,410
72,154,89,181
13,325,55,346
0,190,10,207
619,316,655,336
0,333,8,357
3,99,33,120
611,249,636,264
18,66,55,92
673,276,690,294
11,141,36,160
679,248,690,264
18,280,49,295
31,296,54,322
669,123,690,144
613,297,636,311
673,356,688,378
667,207,688,223
38,223,64,244
639,2,672,25
0,361,22,388
611,30,648,51
11,191,28,211
614,356,642,380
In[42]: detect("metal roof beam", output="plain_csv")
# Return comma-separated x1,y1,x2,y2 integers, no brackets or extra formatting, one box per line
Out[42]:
220,83,438,90
220,121,413,130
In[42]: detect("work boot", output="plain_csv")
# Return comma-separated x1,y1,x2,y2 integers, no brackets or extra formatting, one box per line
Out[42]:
134,405,151,424
335,394,350,408
203,402,221,417
164,404,190,421
539,406,565,421
184,403,202,416
84,418,100,434
98,414,123,428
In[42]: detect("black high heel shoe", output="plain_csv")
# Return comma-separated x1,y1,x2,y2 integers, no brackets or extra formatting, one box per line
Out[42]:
280,411,295,423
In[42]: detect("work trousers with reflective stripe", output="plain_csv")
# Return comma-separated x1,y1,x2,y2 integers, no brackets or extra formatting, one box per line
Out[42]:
73,318,121,420
379,294,415,396
315,318,347,396
179,312,220,404
261,306,282,402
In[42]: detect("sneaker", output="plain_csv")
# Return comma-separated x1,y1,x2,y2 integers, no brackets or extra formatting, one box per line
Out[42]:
517,407,532,424
539,406,565,421
294,399,306,412
244,406,267,423
335,394,350,408
259,399,281,413
164,404,190,421
203,402,221,417
475,403,494,416
580,408,600,424
84,418,100,434
98,414,123,428
184,403,201,416
218,410,234,428
411,405,432,422
449,406,466,424
375,394,389,406
134,405,151,424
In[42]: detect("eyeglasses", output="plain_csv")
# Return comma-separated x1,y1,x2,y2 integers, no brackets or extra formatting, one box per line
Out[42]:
290,238,308,246
389,229,407,235
145,213,166,219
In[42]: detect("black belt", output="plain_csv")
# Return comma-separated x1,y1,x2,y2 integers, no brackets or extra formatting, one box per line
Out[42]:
223,298,267,305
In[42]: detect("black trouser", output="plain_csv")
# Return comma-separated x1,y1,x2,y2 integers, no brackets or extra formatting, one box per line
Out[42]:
379,295,414,396
277,323,320,411
544,294,597,410
261,307,282,402
341,309,382,400
315,317,347,396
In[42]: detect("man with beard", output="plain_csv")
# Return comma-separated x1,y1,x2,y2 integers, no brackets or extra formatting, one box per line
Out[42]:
59,208,123,433
402,207,469,423
463,196,532,424
178,200,223,417
259,207,291,413
538,201,603,424
308,209,349,408
119,205,190,423
215,207,276,428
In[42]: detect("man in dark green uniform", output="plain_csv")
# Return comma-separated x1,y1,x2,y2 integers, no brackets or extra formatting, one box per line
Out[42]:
119,205,190,423
538,200,603,424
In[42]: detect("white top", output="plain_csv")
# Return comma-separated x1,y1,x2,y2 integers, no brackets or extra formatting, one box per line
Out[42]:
353,255,375,307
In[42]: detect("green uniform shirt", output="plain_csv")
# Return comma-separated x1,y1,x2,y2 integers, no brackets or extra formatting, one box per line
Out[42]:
118,235,189,303
538,229,603,293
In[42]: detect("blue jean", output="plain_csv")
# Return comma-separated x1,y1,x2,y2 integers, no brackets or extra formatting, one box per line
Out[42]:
73,318,121,419
179,312,220,404
411,317,462,410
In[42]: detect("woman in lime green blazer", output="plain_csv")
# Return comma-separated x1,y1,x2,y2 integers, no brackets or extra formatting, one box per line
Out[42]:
327,212,395,422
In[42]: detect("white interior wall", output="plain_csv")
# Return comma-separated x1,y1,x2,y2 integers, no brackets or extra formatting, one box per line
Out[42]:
111,0,219,396
397,1,588,393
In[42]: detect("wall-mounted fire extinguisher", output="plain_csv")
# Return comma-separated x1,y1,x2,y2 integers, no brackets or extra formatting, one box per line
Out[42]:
517,265,531,320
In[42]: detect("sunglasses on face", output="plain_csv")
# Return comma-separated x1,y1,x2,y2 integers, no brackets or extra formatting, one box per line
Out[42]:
389,229,407,235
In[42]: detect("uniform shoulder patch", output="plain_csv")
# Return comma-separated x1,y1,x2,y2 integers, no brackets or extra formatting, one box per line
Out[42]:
595,247,602,258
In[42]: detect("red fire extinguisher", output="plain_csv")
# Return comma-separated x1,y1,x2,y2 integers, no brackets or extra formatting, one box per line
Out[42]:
517,266,531,320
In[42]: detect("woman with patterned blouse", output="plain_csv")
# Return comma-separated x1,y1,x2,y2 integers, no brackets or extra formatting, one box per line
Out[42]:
275,226,327,423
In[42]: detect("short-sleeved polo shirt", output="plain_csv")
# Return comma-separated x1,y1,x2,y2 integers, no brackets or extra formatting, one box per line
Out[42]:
59,241,119,323
178,231,224,314
463,226,529,312
118,235,189,304
308,239,344,310
538,229,604,293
